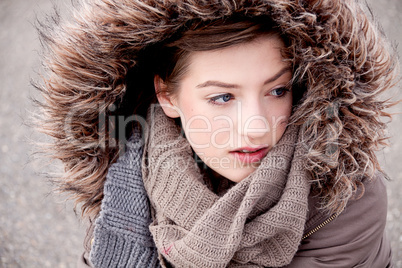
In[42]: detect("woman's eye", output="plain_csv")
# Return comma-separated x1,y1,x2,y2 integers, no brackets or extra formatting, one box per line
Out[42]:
270,87,289,97
209,93,234,104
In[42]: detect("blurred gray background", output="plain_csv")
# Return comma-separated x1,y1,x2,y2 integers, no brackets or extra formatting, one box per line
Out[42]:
0,0,401,267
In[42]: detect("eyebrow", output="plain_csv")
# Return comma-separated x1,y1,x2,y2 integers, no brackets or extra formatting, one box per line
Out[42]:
196,66,292,89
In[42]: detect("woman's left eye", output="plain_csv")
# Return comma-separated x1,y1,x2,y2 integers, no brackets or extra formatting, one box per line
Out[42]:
270,87,289,97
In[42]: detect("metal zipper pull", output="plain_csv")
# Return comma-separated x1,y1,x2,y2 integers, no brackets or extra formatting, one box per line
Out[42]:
302,213,340,240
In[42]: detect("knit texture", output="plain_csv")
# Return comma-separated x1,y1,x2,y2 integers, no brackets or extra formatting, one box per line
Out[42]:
142,105,311,268
90,130,161,268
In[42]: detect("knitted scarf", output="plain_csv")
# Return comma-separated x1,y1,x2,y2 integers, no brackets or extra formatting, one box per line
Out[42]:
142,105,310,268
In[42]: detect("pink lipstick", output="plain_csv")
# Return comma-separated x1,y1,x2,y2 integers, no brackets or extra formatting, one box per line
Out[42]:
230,146,269,164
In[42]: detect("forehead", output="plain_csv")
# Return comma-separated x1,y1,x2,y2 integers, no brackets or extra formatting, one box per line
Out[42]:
182,35,288,84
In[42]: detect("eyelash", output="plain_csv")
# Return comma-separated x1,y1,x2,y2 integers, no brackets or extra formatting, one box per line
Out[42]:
207,86,291,106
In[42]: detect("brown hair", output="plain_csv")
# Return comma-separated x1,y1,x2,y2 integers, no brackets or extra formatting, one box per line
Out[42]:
35,0,399,218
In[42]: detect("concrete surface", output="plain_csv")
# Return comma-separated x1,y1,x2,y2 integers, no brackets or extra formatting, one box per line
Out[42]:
0,0,401,267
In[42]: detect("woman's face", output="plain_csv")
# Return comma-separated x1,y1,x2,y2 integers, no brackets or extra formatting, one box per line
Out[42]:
159,35,293,182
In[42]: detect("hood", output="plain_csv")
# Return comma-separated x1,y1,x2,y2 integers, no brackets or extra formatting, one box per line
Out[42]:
36,0,399,217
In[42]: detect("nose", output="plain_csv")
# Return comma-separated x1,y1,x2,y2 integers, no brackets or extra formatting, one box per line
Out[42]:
237,100,269,140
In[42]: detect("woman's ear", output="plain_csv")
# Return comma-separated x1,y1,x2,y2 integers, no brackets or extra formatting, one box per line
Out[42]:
154,76,181,118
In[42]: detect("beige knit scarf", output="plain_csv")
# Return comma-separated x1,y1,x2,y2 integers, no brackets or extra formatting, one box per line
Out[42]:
142,105,310,267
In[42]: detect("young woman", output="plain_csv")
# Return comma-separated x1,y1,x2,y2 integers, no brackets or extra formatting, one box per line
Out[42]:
36,0,398,267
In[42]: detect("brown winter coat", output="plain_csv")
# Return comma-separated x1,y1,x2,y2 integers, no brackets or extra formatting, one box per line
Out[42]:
284,173,392,267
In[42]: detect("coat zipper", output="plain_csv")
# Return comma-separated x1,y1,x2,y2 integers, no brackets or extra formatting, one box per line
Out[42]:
302,213,339,240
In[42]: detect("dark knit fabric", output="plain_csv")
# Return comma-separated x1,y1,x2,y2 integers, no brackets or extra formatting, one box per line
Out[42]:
90,131,161,267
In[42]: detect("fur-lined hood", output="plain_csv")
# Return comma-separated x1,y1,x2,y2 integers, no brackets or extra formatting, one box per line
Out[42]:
36,0,398,217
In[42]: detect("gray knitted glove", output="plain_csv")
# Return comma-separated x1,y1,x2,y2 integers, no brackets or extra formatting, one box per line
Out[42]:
90,131,161,267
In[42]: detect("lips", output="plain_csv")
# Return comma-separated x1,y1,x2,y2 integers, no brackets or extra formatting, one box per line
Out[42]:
230,146,269,164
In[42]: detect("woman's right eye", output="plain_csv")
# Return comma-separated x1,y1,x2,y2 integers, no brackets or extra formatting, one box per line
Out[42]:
208,93,234,105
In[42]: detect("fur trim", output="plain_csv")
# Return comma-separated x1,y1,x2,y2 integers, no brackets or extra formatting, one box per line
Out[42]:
35,0,399,217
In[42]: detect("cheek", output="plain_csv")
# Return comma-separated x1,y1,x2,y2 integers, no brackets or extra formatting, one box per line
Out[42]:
210,119,233,144
185,117,233,151
183,117,211,148
267,105,291,127
266,99,292,139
